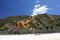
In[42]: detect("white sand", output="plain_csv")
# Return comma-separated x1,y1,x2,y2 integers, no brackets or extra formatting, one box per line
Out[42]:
0,33,60,40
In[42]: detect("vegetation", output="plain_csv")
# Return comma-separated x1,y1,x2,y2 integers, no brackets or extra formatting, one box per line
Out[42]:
0,14,60,34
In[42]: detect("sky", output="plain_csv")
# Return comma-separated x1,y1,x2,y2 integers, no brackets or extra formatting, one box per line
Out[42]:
0,0,60,18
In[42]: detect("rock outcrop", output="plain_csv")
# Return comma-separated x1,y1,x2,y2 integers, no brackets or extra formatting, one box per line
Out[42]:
16,16,36,30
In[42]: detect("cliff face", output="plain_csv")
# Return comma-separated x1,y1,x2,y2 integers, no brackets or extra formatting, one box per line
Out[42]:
0,14,60,34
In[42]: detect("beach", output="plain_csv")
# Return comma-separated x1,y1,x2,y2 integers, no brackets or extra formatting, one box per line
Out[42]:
0,33,60,40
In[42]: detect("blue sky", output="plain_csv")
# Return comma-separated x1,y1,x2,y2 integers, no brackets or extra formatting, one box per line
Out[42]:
0,0,60,18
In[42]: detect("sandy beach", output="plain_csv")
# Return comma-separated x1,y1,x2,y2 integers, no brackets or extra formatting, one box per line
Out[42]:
0,33,60,40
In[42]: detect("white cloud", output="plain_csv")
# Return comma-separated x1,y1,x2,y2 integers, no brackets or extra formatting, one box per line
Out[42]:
31,4,48,16
36,0,40,3
35,4,40,8
31,0,49,16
